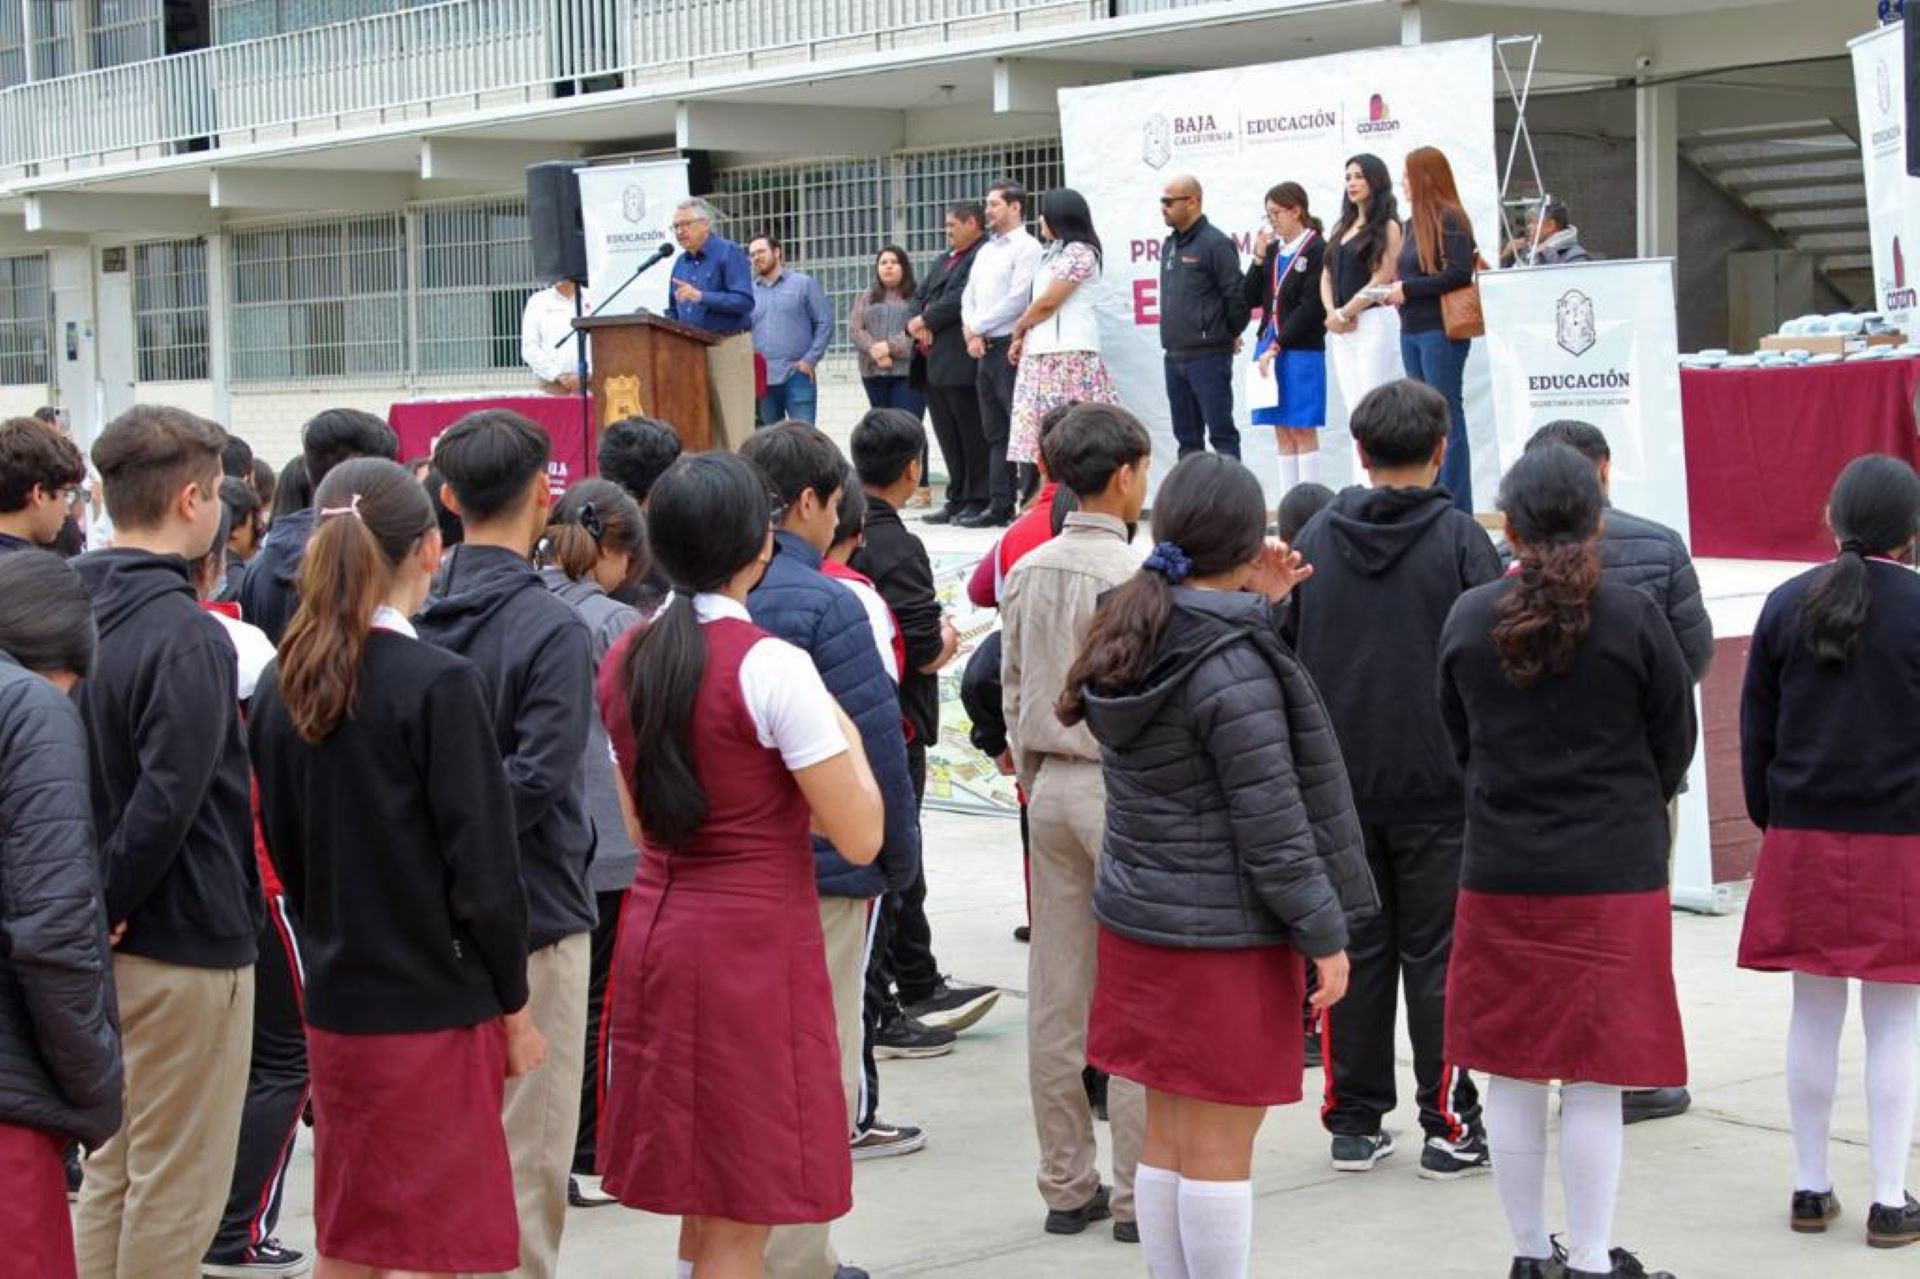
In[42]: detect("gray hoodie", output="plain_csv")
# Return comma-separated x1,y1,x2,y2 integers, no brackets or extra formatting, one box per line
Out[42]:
542,568,644,895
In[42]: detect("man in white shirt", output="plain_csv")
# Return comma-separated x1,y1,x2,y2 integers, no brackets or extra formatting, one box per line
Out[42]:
960,179,1042,528
521,278,585,394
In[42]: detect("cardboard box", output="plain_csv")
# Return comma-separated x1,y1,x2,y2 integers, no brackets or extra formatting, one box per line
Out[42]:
1758,331,1906,356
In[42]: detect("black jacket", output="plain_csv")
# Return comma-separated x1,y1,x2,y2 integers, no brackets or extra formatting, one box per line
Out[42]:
72,551,261,968
1242,234,1328,353
1599,506,1714,682
1158,216,1252,359
1440,579,1696,895
851,497,944,749
0,654,123,1148
234,506,315,644
1396,212,1476,335
252,632,530,1034
1741,560,1920,835
1284,486,1503,822
1082,589,1375,956
909,238,985,388
961,630,1007,758
415,544,598,951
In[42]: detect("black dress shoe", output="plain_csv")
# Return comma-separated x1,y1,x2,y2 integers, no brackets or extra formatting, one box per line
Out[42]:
1044,1184,1112,1235
1791,1187,1840,1233
1868,1192,1920,1248
1510,1256,1566,1279
1567,1246,1673,1277
958,507,1013,529
1013,924,1031,943
923,506,960,525
1113,1220,1139,1244
1621,1087,1690,1124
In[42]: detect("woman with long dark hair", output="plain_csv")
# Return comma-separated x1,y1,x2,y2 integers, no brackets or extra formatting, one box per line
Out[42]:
1387,146,1480,512
850,246,932,506
1738,454,1920,1248
1062,453,1372,1279
1438,445,1693,1279
250,457,543,1279
1244,180,1329,498
1321,154,1403,421
1009,187,1121,468
595,451,883,1278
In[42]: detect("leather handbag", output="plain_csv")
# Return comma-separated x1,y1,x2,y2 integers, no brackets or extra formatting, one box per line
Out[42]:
1441,253,1490,341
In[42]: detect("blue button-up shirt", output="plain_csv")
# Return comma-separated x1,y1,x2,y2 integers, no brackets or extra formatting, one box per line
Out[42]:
752,269,835,386
666,234,755,335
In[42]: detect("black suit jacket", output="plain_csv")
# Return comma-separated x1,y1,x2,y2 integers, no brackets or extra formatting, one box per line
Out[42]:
1241,235,1328,353
909,239,984,389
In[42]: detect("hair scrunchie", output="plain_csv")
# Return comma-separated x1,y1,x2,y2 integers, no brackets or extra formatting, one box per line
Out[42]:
573,500,604,542
1839,538,1872,559
1143,541,1193,584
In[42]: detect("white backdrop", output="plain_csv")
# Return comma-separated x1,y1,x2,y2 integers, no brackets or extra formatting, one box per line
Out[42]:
1851,24,1917,333
1058,36,1499,503
578,158,690,316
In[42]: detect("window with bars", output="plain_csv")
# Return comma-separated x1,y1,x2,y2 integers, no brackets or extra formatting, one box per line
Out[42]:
89,0,161,69
212,0,427,43
413,198,539,374
134,240,210,382
229,215,404,381
0,255,48,386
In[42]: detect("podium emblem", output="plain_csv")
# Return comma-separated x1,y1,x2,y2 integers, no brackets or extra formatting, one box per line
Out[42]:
605,374,644,423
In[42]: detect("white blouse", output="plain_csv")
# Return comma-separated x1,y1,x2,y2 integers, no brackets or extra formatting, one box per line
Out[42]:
692,593,848,770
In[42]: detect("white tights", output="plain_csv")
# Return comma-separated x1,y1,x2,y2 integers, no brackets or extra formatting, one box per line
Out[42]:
1787,973,1919,1207
1483,1075,1624,1274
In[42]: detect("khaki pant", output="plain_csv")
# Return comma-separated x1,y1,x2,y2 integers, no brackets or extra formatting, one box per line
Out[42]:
707,331,757,451
1026,758,1145,1222
465,933,589,1279
76,955,254,1279
765,896,873,1279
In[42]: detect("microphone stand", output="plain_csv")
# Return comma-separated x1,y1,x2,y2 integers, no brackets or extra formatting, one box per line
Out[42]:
552,249,675,479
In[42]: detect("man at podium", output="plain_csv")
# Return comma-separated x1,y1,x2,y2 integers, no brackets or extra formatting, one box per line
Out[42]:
666,198,757,449
520,277,585,394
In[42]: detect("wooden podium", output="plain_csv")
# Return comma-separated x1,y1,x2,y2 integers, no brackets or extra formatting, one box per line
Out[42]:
574,311,719,452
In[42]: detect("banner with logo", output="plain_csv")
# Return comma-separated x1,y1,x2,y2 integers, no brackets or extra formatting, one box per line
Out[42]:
1058,37,1498,502
578,158,690,316
1851,24,1916,332
1479,259,1720,910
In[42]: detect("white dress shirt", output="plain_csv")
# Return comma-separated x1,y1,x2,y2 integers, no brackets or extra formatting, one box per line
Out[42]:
521,285,586,384
961,225,1043,340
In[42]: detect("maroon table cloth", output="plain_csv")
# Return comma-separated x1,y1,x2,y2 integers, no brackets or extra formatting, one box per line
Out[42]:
1681,360,1920,561
389,394,594,494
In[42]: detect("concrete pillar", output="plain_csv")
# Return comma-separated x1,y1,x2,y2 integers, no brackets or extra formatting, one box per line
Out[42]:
1400,0,1422,46
1636,82,1679,259
205,231,231,428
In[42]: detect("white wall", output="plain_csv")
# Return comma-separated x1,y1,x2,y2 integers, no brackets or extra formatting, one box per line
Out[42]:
0,385,52,420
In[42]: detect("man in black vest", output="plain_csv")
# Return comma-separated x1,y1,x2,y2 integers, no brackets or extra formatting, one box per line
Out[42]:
908,201,988,525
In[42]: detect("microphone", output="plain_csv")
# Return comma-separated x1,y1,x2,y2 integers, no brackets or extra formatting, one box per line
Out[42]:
554,244,679,346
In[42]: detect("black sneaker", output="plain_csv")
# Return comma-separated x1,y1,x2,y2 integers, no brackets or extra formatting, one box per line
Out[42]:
1113,1219,1140,1244
202,1240,311,1276
850,1118,927,1161
1567,1246,1674,1278
904,978,1001,1033
1044,1184,1112,1235
1329,1130,1395,1172
1791,1188,1841,1233
1013,924,1031,944
1418,1132,1492,1181
873,1013,956,1059
568,1174,617,1207
1868,1193,1920,1248
834,1267,870,1279
1621,1087,1691,1125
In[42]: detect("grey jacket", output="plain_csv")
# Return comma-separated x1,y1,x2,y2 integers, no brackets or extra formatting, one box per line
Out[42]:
1080,589,1376,957
542,570,645,895
0,654,123,1147
1599,506,1714,682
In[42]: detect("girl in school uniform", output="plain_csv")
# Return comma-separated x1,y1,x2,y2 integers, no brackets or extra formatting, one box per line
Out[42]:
595,451,884,1279
249,457,545,1279
1737,454,1920,1248
1437,445,1695,1279
1244,181,1328,499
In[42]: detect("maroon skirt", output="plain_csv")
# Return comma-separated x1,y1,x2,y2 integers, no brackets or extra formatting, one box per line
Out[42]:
1446,888,1686,1087
1740,827,1920,983
307,1021,517,1273
1089,926,1307,1107
0,1123,74,1279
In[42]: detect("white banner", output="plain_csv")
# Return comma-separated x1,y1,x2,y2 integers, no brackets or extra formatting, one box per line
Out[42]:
1059,37,1499,503
578,158,690,316
1480,259,1720,911
1851,24,1916,333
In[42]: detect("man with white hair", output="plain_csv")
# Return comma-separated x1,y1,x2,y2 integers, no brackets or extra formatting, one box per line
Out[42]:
666,197,758,449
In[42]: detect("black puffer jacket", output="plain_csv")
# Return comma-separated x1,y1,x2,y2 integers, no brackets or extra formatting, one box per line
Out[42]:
1080,588,1376,957
0,653,123,1148
1599,506,1714,682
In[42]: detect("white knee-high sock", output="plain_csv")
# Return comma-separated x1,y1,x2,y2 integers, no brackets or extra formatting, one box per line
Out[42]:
1177,1178,1252,1279
1297,448,1321,485
1135,1163,1188,1279
1484,1075,1552,1261
1860,980,1920,1207
1559,1083,1624,1274
1788,972,1849,1194
1276,453,1300,492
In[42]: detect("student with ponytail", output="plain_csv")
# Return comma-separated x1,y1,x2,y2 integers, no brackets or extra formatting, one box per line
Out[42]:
595,451,883,1279
1437,445,1695,1279
1737,454,1920,1248
249,457,543,1278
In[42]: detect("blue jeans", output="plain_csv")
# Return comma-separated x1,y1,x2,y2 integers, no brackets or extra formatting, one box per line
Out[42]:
758,369,818,426
1400,329,1472,513
862,375,926,419
1164,352,1240,459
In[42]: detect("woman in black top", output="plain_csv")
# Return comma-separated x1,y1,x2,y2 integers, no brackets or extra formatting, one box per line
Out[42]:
1438,446,1694,1279
1386,146,1479,513
250,457,545,1278
1320,153,1403,428
1737,454,1920,1247
1243,181,1329,500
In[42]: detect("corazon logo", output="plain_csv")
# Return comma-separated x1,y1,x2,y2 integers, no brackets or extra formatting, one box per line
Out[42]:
1370,93,1389,122
1142,114,1172,170
1556,290,1597,358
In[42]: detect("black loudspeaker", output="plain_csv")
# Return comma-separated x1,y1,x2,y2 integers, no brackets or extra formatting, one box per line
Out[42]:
527,160,588,283
682,149,714,198
1908,11,1920,177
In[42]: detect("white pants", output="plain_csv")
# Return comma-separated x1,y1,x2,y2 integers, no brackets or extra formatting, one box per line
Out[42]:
1327,305,1403,420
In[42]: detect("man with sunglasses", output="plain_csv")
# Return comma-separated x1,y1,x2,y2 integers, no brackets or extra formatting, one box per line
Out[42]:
0,414,86,554
1157,174,1251,459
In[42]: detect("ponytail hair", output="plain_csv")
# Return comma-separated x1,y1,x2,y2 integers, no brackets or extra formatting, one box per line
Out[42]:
1491,445,1604,688
1056,453,1265,725
1800,453,1920,666
278,457,435,742
623,452,773,847
540,478,646,586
